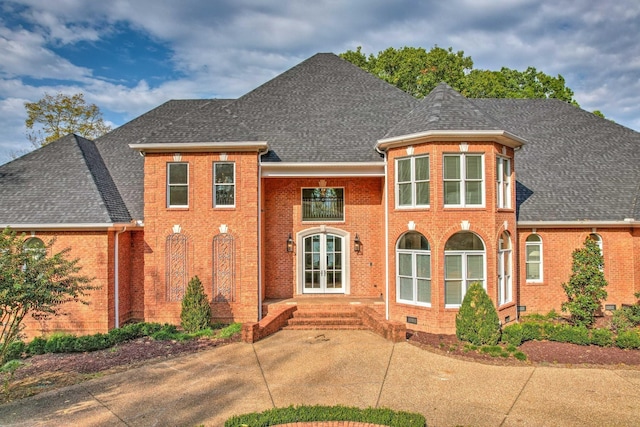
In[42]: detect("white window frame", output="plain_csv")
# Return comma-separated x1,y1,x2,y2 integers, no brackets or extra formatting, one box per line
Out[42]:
589,233,604,271
395,155,430,208
525,234,543,283
213,162,236,208
496,157,511,209
443,153,485,208
498,232,512,305
167,162,189,208
444,233,486,308
301,187,345,222
396,233,431,307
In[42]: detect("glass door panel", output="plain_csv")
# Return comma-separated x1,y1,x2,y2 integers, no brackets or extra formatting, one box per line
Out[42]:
303,233,344,293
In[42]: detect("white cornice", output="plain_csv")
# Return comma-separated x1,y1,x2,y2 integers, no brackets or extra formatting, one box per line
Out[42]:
517,219,638,228
261,162,385,177
129,141,269,153
376,130,526,150
1,223,117,231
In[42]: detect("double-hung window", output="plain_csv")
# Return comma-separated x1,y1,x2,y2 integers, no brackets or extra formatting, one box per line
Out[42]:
167,163,188,208
396,155,429,208
525,234,543,282
444,232,485,307
496,157,511,209
214,162,235,207
498,231,513,305
396,232,431,306
443,154,484,207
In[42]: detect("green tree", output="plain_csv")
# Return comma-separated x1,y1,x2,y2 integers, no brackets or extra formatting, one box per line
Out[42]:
180,276,211,333
25,92,112,147
455,282,501,346
561,237,608,327
0,228,95,362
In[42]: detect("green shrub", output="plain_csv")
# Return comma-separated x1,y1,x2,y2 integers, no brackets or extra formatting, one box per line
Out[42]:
2,341,25,363
73,333,115,352
218,322,242,339
455,282,501,346
521,322,543,341
44,333,76,353
547,324,590,345
615,329,640,349
224,405,426,427
513,351,527,361
612,306,640,332
180,276,212,333
589,328,613,347
150,324,184,341
501,323,523,346
26,337,47,355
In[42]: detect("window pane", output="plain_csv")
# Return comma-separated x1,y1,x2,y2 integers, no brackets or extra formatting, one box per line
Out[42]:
444,181,460,205
445,232,484,251
417,279,431,303
466,181,482,205
526,234,541,243
169,186,188,206
445,281,462,305
215,163,234,183
416,182,429,205
305,254,313,269
215,186,234,205
467,255,484,279
444,156,460,179
398,232,429,250
334,272,342,288
415,156,429,181
398,253,412,276
399,277,413,300
466,155,482,179
397,159,411,182
169,164,188,184
416,254,430,279
526,245,540,262
526,263,540,280
334,237,342,252
398,183,412,205
445,255,462,279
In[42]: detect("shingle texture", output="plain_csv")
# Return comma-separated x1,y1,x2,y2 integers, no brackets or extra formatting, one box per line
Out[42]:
1,53,639,225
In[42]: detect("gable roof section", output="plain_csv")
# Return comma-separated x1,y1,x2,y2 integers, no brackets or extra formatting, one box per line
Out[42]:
473,98,640,222
232,53,420,162
0,134,129,225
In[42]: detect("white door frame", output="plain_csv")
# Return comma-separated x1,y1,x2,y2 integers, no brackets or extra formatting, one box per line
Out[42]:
297,226,351,295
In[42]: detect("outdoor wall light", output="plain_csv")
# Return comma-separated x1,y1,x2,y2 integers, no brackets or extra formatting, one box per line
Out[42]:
286,233,294,253
354,233,362,253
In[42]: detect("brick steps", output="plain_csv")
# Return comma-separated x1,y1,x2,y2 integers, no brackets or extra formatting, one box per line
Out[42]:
283,306,366,330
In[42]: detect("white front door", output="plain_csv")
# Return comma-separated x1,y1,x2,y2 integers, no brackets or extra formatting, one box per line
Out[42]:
303,233,344,293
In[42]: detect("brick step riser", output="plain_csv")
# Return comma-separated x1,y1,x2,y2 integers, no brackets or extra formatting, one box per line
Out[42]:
287,318,363,326
283,325,369,331
292,311,359,319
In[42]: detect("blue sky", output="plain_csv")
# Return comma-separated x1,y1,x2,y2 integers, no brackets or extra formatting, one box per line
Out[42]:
1,0,640,163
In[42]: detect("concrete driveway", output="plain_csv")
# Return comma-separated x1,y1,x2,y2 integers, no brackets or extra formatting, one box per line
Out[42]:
1,330,639,426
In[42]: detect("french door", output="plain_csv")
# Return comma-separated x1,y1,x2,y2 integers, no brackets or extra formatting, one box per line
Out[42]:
303,233,344,293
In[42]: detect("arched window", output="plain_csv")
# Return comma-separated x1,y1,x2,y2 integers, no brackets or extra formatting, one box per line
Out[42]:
444,232,485,307
396,232,431,306
589,233,603,254
498,232,512,305
525,234,543,282
24,237,46,259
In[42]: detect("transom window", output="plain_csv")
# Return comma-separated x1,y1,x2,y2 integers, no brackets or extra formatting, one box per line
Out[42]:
396,232,431,306
396,155,429,208
498,231,512,305
443,154,484,207
525,234,543,282
302,188,344,221
444,232,485,307
496,157,511,209
167,163,188,208
214,162,235,207
24,237,46,260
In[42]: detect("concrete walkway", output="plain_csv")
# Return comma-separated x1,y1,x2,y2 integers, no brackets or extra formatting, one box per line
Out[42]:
1,330,639,426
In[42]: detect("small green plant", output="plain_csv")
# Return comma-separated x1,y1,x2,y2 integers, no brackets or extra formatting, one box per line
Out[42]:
615,329,640,349
2,341,25,363
1,359,22,397
561,237,608,327
501,323,524,346
513,351,527,361
589,328,613,347
456,282,501,346
180,276,212,334
547,324,590,345
26,337,47,355
218,323,242,339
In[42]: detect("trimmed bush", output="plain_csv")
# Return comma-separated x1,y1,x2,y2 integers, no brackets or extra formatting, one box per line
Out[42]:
2,341,25,363
26,337,47,355
521,322,543,342
612,305,640,332
615,329,640,350
44,333,76,353
589,328,613,347
547,324,590,345
180,276,212,333
501,323,523,346
455,282,501,346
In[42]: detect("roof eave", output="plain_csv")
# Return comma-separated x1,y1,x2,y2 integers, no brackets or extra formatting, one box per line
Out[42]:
129,141,269,153
376,130,526,151
261,162,385,177
517,219,639,229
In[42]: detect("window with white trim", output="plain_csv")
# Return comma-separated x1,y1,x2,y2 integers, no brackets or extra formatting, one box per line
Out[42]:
496,157,511,209
444,232,485,307
213,162,235,207
443,154,484,207
396,232,431,306
525,234,543,282
24,237,46,260
302,188,344,221
589,233,604,271
396,155,429,208
167,163,188,208
498,231,512,305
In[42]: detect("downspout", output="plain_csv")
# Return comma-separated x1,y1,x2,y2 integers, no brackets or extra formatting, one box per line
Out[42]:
375,145,390,320
257,146,269,320
114,226,127,328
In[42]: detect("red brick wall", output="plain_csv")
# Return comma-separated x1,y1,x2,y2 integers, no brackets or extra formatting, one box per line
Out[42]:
262,177,385,299
386,142,518,333
142,152,260,326
518,227,639,315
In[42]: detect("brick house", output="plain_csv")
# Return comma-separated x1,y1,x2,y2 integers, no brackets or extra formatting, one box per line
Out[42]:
1,53,639,338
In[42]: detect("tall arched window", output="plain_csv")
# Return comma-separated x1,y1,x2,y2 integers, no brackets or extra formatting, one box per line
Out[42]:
444,232,485,307
498,231,512,305
589,233,603,254
24,237,46,259
525,234,543,282
396,232,431,306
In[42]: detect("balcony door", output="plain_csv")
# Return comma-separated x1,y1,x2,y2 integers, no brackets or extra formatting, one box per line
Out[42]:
302,233,344,294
